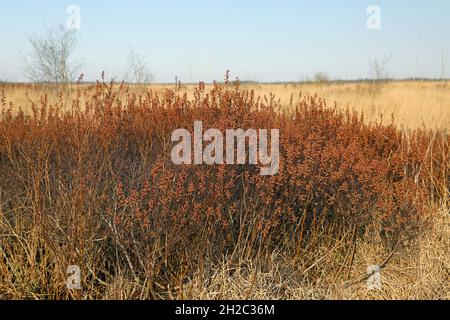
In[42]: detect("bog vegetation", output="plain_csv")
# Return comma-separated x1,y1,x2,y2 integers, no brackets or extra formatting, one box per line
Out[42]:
0,78,448,299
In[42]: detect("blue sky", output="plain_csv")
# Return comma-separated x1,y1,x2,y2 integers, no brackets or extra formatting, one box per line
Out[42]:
0,0,449,82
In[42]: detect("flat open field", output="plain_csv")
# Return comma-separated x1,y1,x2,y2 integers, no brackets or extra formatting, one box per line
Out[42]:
0,80,448,299
2,80,449,130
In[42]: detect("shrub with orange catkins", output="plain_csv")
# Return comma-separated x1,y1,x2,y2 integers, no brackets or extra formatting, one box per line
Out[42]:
0,80,447,295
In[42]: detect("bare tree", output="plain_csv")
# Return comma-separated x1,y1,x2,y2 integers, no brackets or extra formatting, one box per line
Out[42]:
314,72,329,83
23,24,81,84
369,53,393,81
126,46,153,84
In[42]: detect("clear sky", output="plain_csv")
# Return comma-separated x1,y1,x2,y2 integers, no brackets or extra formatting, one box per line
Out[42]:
1,0,449,82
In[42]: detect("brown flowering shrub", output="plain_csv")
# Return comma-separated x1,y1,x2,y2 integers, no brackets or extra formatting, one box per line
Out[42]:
0,80,447,298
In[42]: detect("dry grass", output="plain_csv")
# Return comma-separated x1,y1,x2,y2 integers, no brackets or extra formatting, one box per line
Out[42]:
91,206,450,300
173,205,448,300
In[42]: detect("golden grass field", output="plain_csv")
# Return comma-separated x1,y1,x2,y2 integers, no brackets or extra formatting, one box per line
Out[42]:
3,80,449,130
0,80,448,300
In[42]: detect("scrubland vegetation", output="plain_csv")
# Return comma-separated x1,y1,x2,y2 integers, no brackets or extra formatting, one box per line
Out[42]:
0,79,448,299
